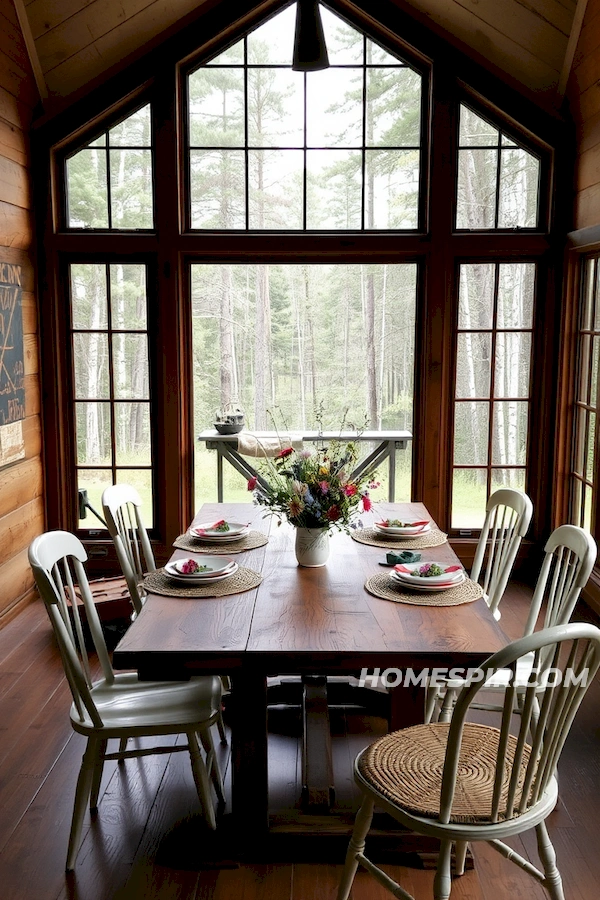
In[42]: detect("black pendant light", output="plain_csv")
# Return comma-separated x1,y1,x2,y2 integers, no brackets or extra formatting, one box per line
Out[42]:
292,0,329,72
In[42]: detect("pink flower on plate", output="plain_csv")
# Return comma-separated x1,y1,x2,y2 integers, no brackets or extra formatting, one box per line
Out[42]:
247,476,258,491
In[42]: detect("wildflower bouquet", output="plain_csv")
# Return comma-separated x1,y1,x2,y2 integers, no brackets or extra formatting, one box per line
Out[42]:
248,441,377,533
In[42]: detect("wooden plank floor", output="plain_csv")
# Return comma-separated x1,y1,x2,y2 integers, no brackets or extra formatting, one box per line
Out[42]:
0,584,599,899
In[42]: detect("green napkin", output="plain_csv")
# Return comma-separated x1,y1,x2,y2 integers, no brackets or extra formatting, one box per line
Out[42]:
386,550,422,565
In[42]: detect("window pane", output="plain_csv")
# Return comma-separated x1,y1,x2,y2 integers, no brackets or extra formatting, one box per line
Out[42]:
115,402,151,465
366,39,402,65
110,265,147,330
454,401,489,464
494,333,531,398
73,334,109,398
306,150,361,228
112,334,150,399
206,42,244,65
498,147,539,228
77,468,113,529
306,68,363,147
451,469,488,529
364,149,419,228
571,477,583,526
492,400,528,465
491,468,526,492
497,263,535,328
592,336,599,408
190,150,245,228
247,5,296,64
71,264,107,330
458,264,494,329
75,403,111,464
249,150,303,228
189,68,245,147
456,148,497,229
587,411,596,483
116,468,153,528
324,9,364,63
578,334,591,404
366,68,421,147
109,149,153,229
594,262,600,330
582,259,595,331
459,107,498,146
248,68,304,147
456,333,491,398
574,408,586,477
109,104,151,146
66,149,109,228
584,484,593,531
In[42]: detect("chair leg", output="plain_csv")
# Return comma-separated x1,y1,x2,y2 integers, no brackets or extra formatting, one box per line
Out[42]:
433,839,453,900
216,709,228,745
188,730,217,830
424,685,439,723
454,840,468,876
199,727,225,806
118,736,128,762
536,821,565,900
337,796,375,900
89,738,107,812
66,738,98,871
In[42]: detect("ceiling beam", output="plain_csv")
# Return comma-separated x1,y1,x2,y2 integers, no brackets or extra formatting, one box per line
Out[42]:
13,0,48,105
557,0,589,98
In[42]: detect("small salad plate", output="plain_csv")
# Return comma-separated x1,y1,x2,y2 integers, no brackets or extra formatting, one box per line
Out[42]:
189,520,250,541
164,556,237,584
391,561,464,591
374,519,431,537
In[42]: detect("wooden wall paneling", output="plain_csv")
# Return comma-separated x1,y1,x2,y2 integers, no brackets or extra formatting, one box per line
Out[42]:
0,119,28,168
0,548,38,622
0,457,43,520
0,155,31,209
24,374,40,417
575,183,600,229
0,497,45,568
0,199,33,248
568,0,600,230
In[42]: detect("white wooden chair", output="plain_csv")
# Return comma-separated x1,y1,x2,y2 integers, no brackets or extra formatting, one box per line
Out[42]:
102,483,229,743
101,483,155,617
29,530,225,871
430,524,597,724
338,622,600,900
471,488,533,621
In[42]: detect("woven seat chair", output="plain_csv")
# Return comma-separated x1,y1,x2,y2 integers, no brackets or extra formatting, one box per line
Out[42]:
338,622,600,900
29,530,225,871
427,524,596,725
102,483,229,743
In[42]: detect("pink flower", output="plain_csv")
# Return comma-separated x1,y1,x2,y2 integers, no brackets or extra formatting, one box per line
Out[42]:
247,476,258,491
276,447,294,459
343,484,358,497
362,494,372,512
368,480,381,490
319,481,329,494
300,449,313,459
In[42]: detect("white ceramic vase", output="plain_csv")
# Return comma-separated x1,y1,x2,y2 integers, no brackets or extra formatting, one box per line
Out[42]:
294,527,330,567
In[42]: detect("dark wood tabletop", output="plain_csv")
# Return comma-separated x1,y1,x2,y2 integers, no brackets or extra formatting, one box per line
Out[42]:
112,501,508,843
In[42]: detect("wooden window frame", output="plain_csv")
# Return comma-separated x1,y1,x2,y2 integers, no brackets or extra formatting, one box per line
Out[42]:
32,0,571,572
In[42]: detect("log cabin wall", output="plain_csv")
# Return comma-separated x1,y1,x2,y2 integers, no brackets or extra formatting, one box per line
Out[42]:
570,0,600,229
0,1,44,626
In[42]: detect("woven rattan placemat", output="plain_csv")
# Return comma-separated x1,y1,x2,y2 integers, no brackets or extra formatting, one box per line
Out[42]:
142,567,262,598
172,531,269,554
352,527,448,550
364,572,483,606
358,722,531,823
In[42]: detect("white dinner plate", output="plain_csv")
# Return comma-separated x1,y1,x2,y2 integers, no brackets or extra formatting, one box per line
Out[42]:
165,556,236,580
189,521,250,541
374,521,431,537
390,570,465,592
164,561,239,585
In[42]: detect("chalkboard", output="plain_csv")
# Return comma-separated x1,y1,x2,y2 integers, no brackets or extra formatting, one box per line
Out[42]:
0,263,24,428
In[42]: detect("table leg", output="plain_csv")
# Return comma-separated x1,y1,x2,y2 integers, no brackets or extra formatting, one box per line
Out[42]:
217,450,224,502
232,669,269,840
390,683,426,730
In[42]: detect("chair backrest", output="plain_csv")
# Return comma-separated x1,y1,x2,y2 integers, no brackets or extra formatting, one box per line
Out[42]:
471,488,533,617
102,484,155,615
523,524,597,638
28,531,114,728
441,623,600,825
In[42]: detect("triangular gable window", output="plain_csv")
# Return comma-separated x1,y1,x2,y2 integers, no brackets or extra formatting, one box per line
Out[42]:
187,4,423,230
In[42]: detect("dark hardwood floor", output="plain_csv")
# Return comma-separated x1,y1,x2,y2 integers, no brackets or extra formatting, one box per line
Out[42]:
0,584,599,899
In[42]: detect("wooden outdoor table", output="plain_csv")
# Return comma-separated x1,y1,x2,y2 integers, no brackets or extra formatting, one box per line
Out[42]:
113,501,508,859
197,429,412,501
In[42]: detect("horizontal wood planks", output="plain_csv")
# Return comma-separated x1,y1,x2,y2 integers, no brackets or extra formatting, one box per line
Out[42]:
569,0,600,229
0,9,43,626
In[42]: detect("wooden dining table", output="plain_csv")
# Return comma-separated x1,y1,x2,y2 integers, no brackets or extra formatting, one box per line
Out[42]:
112,501,508,857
